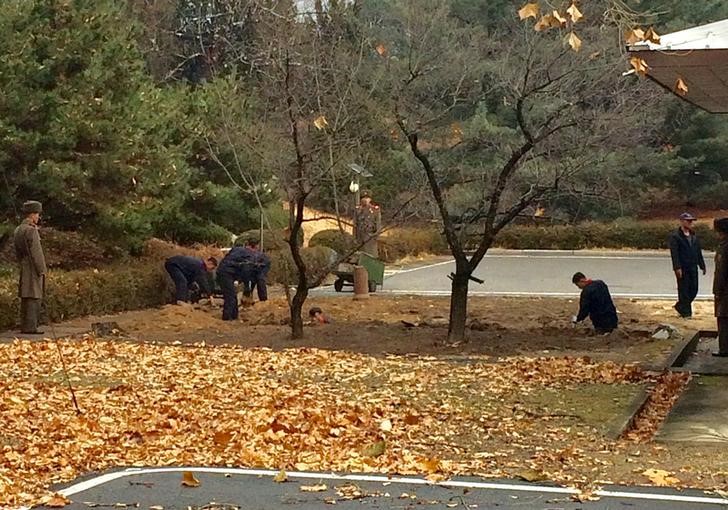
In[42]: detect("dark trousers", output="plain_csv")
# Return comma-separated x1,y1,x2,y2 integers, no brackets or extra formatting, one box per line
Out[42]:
165,261,190,302
675,267,699,317
217,270,238,321
718,317,728,355
20,298,41,333
244,277,268,302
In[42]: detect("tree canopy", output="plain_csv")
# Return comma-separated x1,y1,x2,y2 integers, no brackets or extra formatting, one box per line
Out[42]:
1,0,726,253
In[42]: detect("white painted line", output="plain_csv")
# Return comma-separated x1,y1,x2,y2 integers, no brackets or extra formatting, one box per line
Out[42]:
484,254,672,261
383,259,454,276
597,489,728,506
378,289,713,300
51,467,728,506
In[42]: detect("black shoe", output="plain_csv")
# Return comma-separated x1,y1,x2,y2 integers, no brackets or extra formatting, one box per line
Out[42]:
712,352,728,357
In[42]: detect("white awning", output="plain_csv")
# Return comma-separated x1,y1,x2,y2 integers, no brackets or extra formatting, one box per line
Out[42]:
628,19,728,113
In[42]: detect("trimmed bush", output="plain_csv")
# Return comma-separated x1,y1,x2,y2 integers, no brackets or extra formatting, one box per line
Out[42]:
236,228,303,252
493,220,719,251
379,228,449,262
268,246,337,287
0,227,112,270
309,229,355,255
0,261,172,331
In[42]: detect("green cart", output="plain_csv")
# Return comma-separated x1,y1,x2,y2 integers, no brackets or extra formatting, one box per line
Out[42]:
333,252,385,293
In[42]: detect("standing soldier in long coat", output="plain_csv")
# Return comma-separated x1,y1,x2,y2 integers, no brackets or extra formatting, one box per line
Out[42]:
712,217,728,357
353,191,381,258
14,200,47,334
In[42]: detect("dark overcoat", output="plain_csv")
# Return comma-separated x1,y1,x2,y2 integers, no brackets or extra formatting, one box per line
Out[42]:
714,239,728,317
13,219,47,299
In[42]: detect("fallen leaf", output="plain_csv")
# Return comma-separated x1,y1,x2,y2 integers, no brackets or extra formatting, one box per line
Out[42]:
567,32,582,52
534,15,553,32
180,471,200,487
645,27,661,44
629,56,649,77
516,468,548,482
362,440,386,457
274,469,288,483
551,10,567,26
566,3,583,23
625,27,645,45
375,44,387,56
45,494,71,507
300,483,328,492
642,468,680,487
675,77,688,96
421,458,441,473
380,419,393,432
313,115,329,130
518,3,540,20
213,430,232,445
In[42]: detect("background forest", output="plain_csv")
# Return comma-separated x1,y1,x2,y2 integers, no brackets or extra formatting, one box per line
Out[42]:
1,0,728,254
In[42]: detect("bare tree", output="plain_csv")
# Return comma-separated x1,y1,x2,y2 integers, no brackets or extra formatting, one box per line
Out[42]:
372,0,659,342
223,1,403,339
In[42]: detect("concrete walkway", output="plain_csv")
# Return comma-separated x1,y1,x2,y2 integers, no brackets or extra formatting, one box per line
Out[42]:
659,336,728,443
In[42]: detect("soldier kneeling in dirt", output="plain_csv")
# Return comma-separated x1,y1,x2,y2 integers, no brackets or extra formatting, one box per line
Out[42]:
164,255,217,305
571,272,619,334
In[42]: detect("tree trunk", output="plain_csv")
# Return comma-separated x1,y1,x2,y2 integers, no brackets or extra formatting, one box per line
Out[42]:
447,270,470,342
290,286,307,340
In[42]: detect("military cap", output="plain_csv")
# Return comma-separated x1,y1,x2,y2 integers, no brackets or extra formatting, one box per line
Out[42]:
714,217,728,234
21,201,42,214
360,190,372,198
679,212,697,221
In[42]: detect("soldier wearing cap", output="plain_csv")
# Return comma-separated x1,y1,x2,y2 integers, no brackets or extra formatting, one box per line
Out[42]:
13,201,47,334
712,218,728,357
668,212,706,318
353,191,381,258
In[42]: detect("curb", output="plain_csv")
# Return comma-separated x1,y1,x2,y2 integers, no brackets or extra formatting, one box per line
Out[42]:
612,330,704,439
608,385,651,440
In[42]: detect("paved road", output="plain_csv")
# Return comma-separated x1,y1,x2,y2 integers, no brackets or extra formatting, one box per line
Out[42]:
38,467,728,510
366,250,715,299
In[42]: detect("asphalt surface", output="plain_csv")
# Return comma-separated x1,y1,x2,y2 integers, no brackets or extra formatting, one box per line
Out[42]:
346,250,716,299
37,467,728,510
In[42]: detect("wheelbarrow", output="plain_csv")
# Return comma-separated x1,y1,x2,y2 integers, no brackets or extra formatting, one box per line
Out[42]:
333,252,384,293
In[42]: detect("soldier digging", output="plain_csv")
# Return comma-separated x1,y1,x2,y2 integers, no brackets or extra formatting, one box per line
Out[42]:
14,201,47,334
353,190,381,258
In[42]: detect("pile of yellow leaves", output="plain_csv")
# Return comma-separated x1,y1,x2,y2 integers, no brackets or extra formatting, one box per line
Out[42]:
0,339,681,506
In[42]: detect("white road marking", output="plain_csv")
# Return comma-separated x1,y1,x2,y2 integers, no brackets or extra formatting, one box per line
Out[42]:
378,289,712,300
50,467,728,506
383,259,455,276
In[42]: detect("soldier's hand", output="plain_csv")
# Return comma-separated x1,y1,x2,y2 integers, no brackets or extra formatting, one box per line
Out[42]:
675,269,683,279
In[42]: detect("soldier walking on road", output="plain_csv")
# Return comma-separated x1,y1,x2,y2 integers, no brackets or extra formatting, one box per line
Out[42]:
353,191,381,258
13,201,47,334
669,212,706,318
712,218,728,357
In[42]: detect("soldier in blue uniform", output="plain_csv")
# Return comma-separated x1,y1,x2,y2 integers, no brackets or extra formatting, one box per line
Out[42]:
243,239,271,302
216,239,270,321
571,272,619,334
668,212,706,318
164,255,217,304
